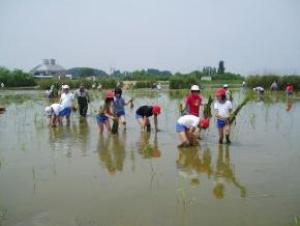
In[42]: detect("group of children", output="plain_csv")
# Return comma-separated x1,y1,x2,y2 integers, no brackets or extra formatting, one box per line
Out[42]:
96,87,162,133
176,84,233,148
45,84,234,147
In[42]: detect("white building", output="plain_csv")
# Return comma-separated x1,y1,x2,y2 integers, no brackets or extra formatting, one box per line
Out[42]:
30,59,66,78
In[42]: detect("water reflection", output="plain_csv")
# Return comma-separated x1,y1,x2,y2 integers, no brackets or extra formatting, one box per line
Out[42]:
176,144,246,200
286,97,294,112
48,126,74,157
213,144,246,199
137,132,161,159
71,118,90,156
177,146,212,187
97,134,126,176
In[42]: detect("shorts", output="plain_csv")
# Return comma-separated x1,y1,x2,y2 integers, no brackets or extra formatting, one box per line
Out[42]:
217,119,227,129
116,110,125,117
59,107,71,117
287,92,293,96
96,115,108,124
135,114,144,120
176,123,188,133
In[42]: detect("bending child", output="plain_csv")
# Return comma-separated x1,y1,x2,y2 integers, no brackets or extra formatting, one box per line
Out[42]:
176,115,201,148
45,103,64,127
135,105,161,132
214,88,233,144
96,91,115,133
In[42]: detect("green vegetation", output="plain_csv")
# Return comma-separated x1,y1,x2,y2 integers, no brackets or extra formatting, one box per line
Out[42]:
134,80,155,88
246,75,300,90
67,67,108,78
37,78,116,90
168,70,244,89
0,67,36,87
122,69,172,81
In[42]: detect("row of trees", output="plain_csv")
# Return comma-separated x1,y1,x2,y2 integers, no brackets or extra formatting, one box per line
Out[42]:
0,67,36,87
246,75,300,90
1,66,299,90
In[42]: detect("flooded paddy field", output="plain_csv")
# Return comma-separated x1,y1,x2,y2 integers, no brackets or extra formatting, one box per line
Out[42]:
0,89,300,226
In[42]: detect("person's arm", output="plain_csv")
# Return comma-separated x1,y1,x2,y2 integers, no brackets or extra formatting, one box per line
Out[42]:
105,105,115,120
214,102,221,118
125,98,133,105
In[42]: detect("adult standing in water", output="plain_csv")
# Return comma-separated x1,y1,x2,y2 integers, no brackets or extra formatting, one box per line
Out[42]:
75,84,90,117
60,85,74,125
184,85,203,117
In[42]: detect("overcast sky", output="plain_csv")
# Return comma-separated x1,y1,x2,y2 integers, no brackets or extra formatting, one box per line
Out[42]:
0,0,299,75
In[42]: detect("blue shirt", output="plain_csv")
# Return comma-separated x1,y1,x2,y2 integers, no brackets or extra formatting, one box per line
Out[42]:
114,97,125,114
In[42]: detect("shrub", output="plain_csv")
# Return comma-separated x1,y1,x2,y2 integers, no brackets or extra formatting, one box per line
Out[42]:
169,76,199,89
0,67,36,87
134,81,154,88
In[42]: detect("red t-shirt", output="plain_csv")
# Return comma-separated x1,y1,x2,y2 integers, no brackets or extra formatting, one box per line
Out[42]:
186,94,202,116
286,85,294,93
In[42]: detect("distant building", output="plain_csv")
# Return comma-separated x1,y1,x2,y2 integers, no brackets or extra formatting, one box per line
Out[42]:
201,76,212,81
30,59,66,78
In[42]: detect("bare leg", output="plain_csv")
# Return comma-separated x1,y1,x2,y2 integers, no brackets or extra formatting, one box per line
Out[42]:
98,123,104,133
178,132,190,147
119,115,126,130
138,117,147,131
218,128,224,144
105,120,112,132
66,116,70,126
224,124,231,144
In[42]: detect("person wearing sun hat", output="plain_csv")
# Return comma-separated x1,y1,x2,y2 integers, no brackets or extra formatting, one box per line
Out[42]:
59,84,74,125
135,105,162,132
223,84,232,101
214,88,233,144
184,85,203,117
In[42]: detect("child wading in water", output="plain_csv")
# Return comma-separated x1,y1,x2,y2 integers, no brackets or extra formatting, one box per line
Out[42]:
214,88,233,144
113,87,133,130
45,103,64,127
136,105,161,132
176,115,201,148
96,91,115,133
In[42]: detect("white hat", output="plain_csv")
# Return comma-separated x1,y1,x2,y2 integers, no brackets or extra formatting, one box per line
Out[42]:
62,85,70,89
223,84,229,88
45,106,52,115
190,85,200,91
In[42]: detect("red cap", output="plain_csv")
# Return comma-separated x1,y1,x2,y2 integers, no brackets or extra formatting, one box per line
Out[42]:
106,91,115,99
200,118,210,129
215,88,226,97
152,105,161,115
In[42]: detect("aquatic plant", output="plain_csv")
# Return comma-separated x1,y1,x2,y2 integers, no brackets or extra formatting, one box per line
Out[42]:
288,216,300,226
229,96,250,124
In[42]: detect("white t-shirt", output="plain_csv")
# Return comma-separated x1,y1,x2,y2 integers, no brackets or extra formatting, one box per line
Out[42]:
60,92,74,108
253,87,264,92
51,103,63,116
214,100,233,118
177,115,200,128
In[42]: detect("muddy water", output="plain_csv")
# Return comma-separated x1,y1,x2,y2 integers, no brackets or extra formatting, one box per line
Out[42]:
0,90,299,226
